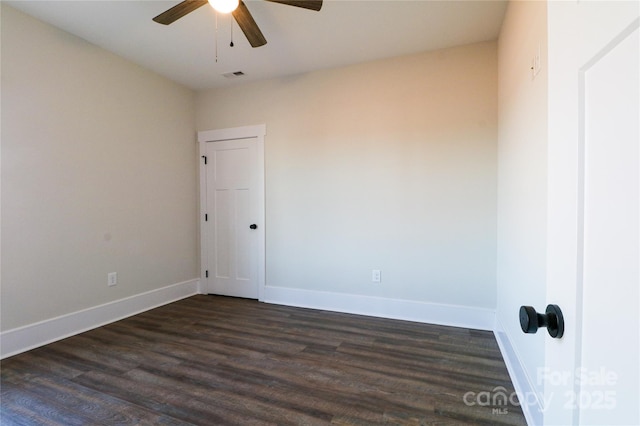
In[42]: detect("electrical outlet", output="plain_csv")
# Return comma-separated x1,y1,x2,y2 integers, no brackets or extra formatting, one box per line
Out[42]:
372,269,381,283
107,272,117,287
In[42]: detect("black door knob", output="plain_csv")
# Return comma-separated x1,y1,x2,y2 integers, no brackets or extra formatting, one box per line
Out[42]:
249,224,257,230
519,304,564,338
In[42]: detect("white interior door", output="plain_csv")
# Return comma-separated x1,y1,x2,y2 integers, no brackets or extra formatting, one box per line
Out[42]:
199,125,265,299
546,3,639,425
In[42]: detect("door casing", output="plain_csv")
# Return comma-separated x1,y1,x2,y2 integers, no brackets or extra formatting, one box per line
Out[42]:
198,124,266,300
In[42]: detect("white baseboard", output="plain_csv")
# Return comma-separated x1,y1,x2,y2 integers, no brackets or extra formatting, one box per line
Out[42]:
262,285,495,331
494,318,543,426
0,279,200,359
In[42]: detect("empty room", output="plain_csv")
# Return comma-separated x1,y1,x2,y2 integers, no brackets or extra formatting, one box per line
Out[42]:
1,1,638,425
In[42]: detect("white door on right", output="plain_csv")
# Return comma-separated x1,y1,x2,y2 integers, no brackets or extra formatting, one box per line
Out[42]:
546,2,639,425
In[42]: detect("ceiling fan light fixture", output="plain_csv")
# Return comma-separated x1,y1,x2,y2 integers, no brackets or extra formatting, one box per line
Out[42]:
208,0,239,14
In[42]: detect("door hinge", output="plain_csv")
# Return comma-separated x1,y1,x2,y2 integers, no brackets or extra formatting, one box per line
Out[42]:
201,155,207,165
205,213,208,221
205,270,209,278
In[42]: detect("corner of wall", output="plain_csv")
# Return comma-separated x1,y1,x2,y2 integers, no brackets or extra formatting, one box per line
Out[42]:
494,317,544,426
496,1,549,425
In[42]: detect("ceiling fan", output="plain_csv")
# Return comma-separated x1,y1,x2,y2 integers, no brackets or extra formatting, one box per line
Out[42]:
153,0,323,48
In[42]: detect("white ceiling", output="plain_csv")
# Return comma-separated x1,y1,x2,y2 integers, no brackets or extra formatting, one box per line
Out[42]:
6,0,508,90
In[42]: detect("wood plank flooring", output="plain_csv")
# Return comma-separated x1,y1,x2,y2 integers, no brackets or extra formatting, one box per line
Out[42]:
1,295,526,425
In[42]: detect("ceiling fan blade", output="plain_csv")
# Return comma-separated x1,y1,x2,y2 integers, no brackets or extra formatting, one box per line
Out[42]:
263,0,322,12
232,1,267,48
153,0,208,25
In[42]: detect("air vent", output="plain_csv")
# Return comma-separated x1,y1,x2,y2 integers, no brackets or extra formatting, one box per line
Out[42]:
222,71,245,78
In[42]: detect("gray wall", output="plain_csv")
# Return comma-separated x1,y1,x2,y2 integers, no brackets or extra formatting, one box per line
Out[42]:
1,5,198,330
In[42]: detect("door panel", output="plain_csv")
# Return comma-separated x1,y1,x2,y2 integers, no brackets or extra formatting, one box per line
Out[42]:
235,188,251,280
214,188,231,279
580,24,639,425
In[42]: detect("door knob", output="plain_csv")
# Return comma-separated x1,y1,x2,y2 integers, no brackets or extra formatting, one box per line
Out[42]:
519,304,564,338
249,224,257,230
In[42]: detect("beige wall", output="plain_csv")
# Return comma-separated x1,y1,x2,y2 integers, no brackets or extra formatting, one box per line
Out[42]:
197,42,498,308
496,0,548,404
1,5,198,330
1,4,499,332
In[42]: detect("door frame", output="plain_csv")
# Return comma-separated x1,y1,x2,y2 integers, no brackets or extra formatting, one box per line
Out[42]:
198,124,266,301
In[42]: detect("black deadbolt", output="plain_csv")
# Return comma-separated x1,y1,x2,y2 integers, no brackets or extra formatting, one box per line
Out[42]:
519,304,564,339
249,224,257,230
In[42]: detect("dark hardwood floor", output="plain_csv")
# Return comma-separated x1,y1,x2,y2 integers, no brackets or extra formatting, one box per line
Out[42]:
1,295,526,425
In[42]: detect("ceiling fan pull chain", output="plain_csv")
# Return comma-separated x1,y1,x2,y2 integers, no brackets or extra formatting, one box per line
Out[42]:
215,12,219,62
230,20,234,47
